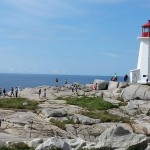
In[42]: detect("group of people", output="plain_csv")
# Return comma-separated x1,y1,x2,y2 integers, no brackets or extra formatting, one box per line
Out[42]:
0,86,21,98
111,73,118,81
55,78,68,87
10,86,21,98
0,88,6,97
93,73,129,91
71,84,78,92
111,73,128,82
38,88,47,98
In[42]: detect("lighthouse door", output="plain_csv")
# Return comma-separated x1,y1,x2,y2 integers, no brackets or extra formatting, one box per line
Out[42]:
130,69,140,83
132,72,138,83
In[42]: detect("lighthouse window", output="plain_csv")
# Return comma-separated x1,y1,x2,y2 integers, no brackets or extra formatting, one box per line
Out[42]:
144,28,150,32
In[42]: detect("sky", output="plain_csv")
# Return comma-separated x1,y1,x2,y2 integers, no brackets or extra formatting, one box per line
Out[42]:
0,0,150,76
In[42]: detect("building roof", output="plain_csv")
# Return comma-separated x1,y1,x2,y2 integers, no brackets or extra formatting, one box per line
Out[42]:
142,20,150,28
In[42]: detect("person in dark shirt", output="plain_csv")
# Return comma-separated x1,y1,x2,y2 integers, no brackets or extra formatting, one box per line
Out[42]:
39,89,41,98
11,87,14,97
55,78,58,87
124,74,128,82
3,88,6,98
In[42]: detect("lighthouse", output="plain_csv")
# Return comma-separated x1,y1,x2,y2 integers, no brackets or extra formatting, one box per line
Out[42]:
130,20,150,84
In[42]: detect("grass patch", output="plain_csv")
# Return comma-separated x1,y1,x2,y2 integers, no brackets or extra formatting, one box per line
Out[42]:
79,147,113,150
55,96,67,100
0,98,38,110
65,96,118,111
0,142,34,150
81,111,130,123
50,118,74,130
49,147,63,150
118,101,128,107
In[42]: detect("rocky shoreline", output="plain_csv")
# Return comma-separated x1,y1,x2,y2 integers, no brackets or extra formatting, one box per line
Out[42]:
0,80,150,150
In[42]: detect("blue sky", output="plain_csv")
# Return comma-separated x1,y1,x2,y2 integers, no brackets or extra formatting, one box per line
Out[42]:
0,0,149,76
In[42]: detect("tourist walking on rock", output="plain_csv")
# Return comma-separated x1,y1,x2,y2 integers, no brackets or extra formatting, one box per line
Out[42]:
74,84,78,93
39,89,41,98
18,86,21,96
11,87,14,97
15,87,18,98
71,84,74,92
124,74,128,82
3,88,6,98
112,73,118,81
55,78,58,87
64,79,67,86
44,88,46,98
0,88,2,96
93,83,97,90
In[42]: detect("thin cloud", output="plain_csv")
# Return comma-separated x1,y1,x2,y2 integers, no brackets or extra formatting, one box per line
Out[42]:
2,0,85,18
50,69,67,75
83,0,127,4
102,52,118,58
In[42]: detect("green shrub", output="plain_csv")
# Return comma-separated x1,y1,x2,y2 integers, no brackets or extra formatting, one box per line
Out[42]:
79,147,113,150
0,142,34,150
50,118,74,130
81,111,130,123
118,101,128,107
65,96,118,111
49,146,63,150
146,109,150,116
55,97,66,100
0,98,38,110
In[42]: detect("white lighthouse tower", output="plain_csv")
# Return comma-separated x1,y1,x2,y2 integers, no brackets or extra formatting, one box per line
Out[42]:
130,20,150,84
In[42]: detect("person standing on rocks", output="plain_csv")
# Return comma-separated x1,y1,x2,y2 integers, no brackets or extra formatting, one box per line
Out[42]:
10,87,14,97
64,79,67,86
44,88,46,98
112,73,118,81
3,88,6,98
93,83,97,91
15,87,18,98
74,84,78,93
71,84,74,92
124,74,128,82
0,88,2,96
55,78,58,87
18,86,21,96
39,89,41,98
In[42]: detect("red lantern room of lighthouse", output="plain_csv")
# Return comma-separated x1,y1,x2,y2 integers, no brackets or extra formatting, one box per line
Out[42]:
130,20,150,84
142,20,150,37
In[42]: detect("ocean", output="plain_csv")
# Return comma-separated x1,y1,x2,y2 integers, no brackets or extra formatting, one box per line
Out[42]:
0,73,124,91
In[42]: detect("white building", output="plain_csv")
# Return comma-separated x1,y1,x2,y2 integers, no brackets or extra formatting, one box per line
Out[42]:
130,20,150,84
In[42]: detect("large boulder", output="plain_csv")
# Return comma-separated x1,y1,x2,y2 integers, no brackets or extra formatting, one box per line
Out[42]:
93,80,109,90
102,90,121,99
72,114,101,125
3,111,70,139
108,81,119,90
118,82,129,88
65,123,132,142
41,108,67,118
0,140,6,148
66,137,86,150
124,100,150,116
28,138,43,148
94,126,148,150
132,116,150,136
35,137,70,150
122,84,150,101
124,100,140,116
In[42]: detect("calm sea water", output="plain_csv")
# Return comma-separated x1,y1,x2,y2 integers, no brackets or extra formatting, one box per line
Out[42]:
0,73,124,91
